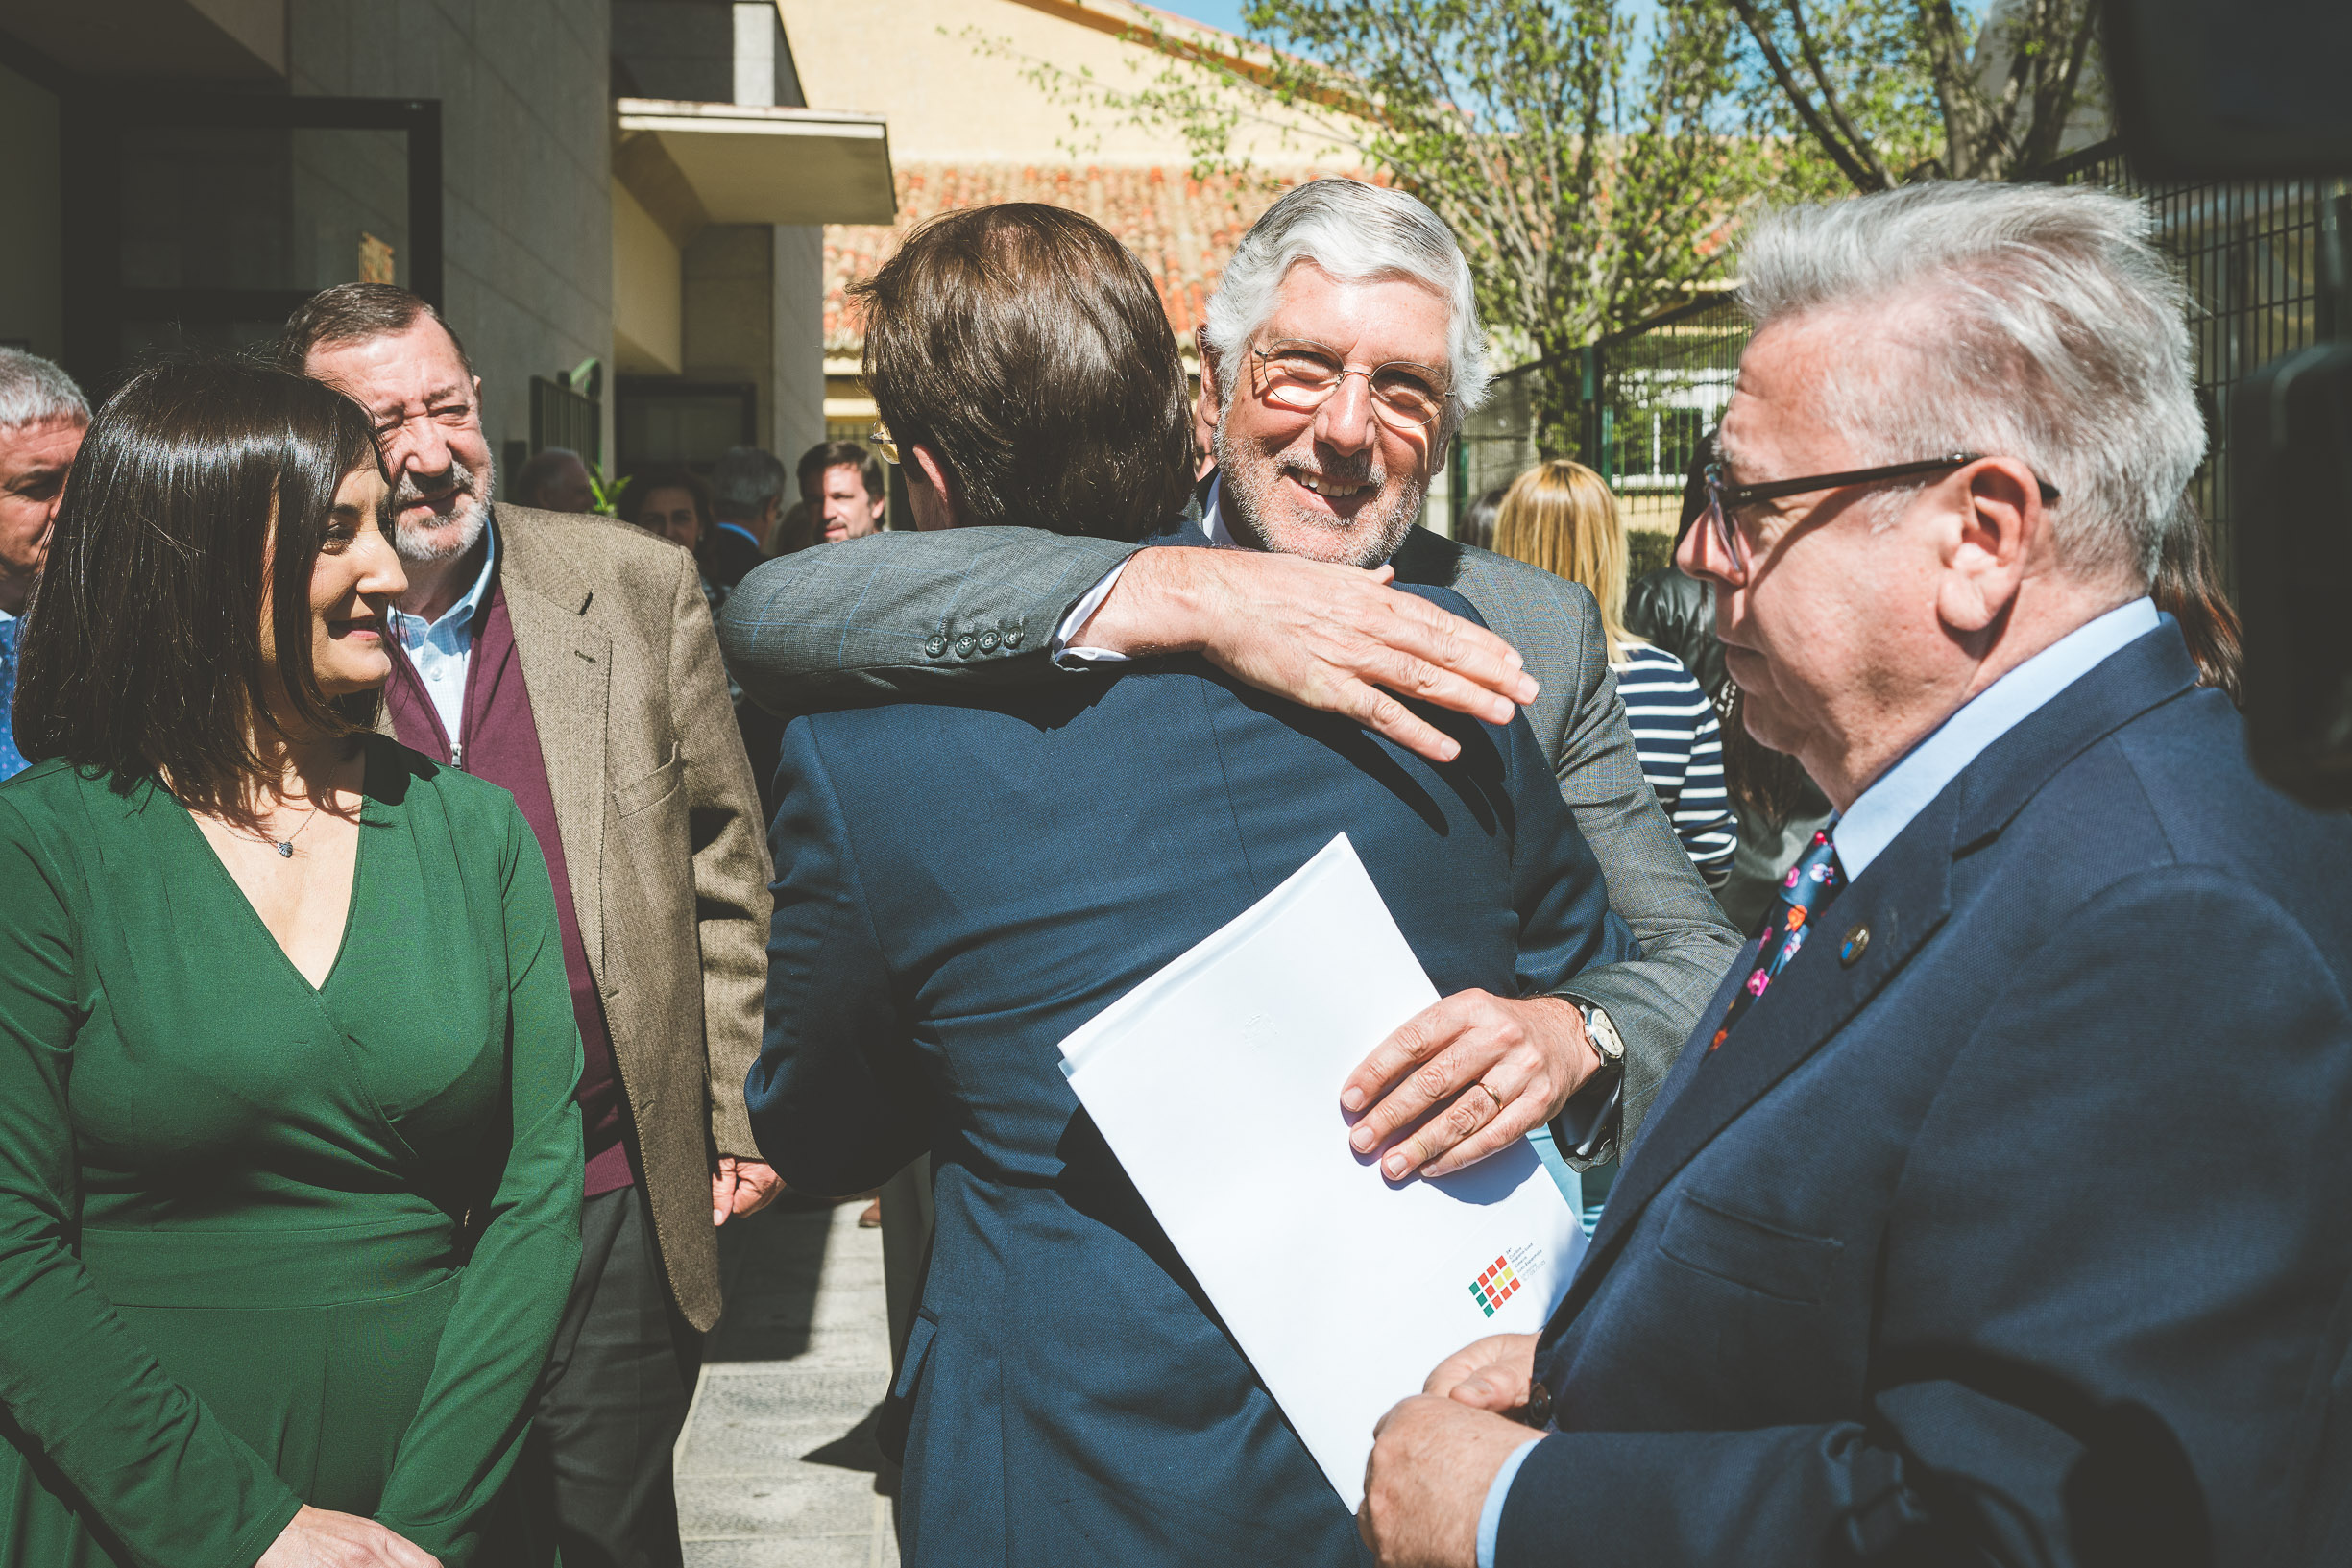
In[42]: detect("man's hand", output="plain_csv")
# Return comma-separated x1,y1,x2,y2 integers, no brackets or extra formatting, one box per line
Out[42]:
257,1506,439,1568
712,1156,785,1225
1424,1333,1540,1411
1342,993,1598,1179
1360,1393,1537,1568
1077,547,1539,765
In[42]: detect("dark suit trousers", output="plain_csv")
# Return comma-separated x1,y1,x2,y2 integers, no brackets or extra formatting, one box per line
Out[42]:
517,1183,703,1568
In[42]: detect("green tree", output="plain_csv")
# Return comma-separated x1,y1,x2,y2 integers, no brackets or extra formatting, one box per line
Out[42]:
982,0,1772,454
1724,0,2103,188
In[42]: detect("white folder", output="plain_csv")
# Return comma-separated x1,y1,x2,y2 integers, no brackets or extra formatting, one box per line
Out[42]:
1059,832,1584,1509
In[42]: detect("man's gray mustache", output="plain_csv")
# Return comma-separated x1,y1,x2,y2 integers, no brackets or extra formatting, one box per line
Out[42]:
392,461,481,510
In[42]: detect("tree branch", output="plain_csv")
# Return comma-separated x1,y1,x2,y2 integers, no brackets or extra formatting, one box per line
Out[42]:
1782,0,1897,189
1728,0,1887,191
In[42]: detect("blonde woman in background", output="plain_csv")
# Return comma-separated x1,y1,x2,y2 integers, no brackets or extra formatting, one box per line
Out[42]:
1493,460,1736,887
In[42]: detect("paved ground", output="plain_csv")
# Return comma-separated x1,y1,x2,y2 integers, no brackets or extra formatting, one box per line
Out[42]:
676,1195,901,1567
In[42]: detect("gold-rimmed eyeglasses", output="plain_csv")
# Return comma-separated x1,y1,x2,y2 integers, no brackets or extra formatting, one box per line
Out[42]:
1249,340,1451,432
869,422,900,465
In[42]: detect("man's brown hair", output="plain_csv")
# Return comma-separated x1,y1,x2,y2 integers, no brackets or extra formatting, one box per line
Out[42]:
279,282,474,374
851,204,1194,542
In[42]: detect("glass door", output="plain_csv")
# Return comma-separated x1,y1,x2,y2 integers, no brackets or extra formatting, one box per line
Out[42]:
61,91,439,394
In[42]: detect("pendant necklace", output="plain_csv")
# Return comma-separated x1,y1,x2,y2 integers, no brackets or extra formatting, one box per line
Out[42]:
262,795,324,858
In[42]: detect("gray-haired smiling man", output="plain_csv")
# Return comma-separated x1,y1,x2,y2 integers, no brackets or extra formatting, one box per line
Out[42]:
722,179,1742,1181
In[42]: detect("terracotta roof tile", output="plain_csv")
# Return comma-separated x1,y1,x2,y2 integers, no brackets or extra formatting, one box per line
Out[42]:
823,161,1377,352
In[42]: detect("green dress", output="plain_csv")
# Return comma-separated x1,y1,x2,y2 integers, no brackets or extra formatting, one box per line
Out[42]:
0,737,584,1567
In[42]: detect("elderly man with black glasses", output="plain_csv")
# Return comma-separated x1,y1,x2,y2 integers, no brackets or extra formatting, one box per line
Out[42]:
1353,181,2352,1568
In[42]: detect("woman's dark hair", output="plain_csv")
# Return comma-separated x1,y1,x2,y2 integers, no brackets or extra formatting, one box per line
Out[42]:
2153,497,2243,705
13,358,386,800
1457,487,1506,552
851,203,1195,542
618,466,714,561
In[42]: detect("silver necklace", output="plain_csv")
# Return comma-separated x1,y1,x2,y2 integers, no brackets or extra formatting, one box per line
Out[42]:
260,795,324,858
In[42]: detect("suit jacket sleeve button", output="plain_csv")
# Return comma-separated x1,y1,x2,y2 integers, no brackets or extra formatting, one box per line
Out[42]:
954,634,978,657
1002,626,1024,648
925,635,949,658
978,630,1001,652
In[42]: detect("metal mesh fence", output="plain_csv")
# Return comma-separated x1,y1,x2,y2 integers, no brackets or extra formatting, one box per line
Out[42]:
2029,141,2333,589
1578,294,1749,535
1573,141,2344,583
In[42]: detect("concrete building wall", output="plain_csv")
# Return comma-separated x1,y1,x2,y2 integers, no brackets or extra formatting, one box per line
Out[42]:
614,178,684,374
682,223,773,443
770,221,826,469
289,0,615,469
0,61,63,360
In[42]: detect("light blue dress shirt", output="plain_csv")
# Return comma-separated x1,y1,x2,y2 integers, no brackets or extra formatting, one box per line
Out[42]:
1473,595,2163,1568
1831,596,2159,880
0,606,24,782
385,530,497,759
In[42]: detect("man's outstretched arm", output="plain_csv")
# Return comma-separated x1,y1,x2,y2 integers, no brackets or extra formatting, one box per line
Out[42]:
717,527,1537,764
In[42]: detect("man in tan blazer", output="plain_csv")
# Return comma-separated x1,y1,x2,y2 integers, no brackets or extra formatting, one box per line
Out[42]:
286,284,775,1568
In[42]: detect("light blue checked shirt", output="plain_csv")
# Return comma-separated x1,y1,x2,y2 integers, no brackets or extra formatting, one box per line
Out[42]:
0,608,24,782
386,530,497,758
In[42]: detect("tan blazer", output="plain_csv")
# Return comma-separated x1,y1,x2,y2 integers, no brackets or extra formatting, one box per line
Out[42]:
379,504,771,1331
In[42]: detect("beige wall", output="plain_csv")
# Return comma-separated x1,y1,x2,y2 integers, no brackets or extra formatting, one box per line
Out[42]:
771,222,827,468
777,0,1353,167
614,179,683,374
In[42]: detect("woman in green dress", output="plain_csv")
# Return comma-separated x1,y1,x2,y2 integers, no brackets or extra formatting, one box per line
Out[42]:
0,359,583,1566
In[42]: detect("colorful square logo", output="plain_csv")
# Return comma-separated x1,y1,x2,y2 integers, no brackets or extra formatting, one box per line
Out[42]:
1467,1255,1512,1315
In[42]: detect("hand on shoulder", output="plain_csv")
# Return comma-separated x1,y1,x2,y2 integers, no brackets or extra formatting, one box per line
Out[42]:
1087,546,1539,764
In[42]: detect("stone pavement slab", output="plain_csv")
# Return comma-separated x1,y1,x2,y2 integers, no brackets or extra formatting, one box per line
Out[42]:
677,1195,899,1567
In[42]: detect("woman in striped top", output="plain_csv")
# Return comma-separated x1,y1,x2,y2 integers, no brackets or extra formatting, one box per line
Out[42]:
1491,460,1736,887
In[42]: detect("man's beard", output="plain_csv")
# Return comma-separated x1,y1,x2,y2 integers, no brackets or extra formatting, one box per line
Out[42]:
1212,420,1426,568
390,453,494,564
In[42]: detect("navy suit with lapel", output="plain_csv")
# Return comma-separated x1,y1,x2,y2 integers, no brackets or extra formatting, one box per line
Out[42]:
1498,624,2352,1568
746,583,1633,1568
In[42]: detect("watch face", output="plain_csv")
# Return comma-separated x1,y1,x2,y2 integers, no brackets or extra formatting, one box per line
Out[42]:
1579,1003,1625,1063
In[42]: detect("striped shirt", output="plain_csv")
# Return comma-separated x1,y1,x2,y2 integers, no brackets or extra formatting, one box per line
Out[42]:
1614,640,1736,887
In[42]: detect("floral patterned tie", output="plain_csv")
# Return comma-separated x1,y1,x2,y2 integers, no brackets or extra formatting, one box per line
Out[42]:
1709,829,1846,1051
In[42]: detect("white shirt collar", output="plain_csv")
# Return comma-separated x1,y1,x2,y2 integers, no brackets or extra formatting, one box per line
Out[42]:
1831,597,2162,880
1201,475,1243,549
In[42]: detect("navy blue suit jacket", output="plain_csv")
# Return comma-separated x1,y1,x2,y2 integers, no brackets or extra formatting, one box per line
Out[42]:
1501,624,2352,1567
746,587,1628,1567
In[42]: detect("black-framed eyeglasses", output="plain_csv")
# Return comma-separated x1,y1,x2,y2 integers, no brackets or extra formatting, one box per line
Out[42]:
1249,340,1452,432
1700,451,2063,574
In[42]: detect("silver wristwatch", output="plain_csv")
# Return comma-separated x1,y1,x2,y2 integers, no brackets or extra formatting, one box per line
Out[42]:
1574,999,1624,1067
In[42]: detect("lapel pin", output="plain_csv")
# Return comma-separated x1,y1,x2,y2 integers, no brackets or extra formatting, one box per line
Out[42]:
1840,924,1870,966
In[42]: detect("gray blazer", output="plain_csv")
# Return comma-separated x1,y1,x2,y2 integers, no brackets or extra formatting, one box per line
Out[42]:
717,522,1740,1160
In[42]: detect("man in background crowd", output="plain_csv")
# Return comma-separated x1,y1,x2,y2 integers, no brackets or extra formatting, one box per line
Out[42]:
708,445,787,586
796,440,886,543
511,445,596,514
284,283,778,1568
0,349,87,783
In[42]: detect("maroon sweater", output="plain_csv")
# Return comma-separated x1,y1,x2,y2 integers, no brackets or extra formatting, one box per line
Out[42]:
384,570,633,1194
